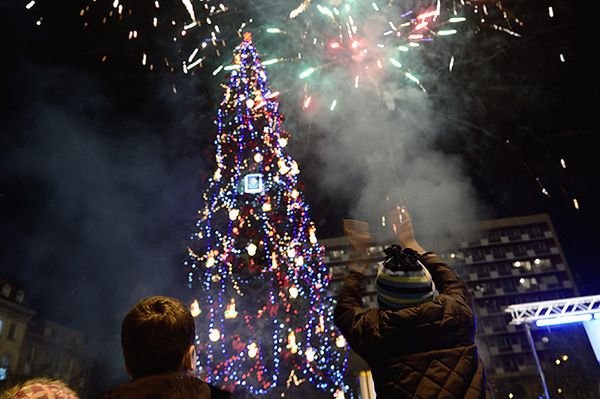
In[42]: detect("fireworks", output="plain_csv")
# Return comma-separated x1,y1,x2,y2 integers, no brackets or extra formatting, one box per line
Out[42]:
68,1,523,111
285,0,523,110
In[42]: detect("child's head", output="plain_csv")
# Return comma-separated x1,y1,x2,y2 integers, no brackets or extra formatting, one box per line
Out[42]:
121,295,196,379
0,378,78,399
376,245,438,310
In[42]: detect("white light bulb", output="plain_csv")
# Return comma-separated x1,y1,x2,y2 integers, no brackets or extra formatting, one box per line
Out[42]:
208,328,220,342
229,208,239,221
289,285,299,299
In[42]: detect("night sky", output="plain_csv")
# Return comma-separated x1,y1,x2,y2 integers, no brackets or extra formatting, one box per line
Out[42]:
1,0,599,396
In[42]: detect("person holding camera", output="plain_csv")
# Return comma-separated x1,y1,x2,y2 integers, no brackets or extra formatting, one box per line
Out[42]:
334,209,492,398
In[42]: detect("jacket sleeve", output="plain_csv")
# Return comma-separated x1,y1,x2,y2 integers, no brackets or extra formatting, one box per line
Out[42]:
333,271,379,358
421,252,472,306
333,271,368,333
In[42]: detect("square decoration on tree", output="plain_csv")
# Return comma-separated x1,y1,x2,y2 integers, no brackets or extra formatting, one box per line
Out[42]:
243,173,264,194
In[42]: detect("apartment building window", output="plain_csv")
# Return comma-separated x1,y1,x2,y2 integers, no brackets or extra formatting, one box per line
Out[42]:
0,354,9,381
507,229,521,241
497,263,512,276
491,247,506,260
488,231,501,243
494,280,513,293
533,258,552,270
512,260,532,271
14,290,25,304
528,225,544,238
519,277,538,289
496,336,512,351
470,249,485,262
330,265,346,278
482,299,499,311
1,285,10,298
541,275,561,289
477,265,491,278
490,316,509,333
512,244,527,256
7,324,16,341
502,357,519,372
366,246,383,256
532,241,549,254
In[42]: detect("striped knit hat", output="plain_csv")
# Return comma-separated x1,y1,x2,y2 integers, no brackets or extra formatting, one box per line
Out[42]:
376,245,438,310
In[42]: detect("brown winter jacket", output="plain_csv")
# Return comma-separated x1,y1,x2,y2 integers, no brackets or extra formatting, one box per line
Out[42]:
97,373,231,399
334,252,492,399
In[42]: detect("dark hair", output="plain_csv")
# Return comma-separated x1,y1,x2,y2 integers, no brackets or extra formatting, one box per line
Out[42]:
121,296,195,378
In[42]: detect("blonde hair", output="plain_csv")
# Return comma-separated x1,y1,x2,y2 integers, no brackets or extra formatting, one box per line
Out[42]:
0,378,78,399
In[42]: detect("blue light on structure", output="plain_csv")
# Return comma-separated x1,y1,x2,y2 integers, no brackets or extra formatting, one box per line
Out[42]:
536,314,593,327
584,319,600,365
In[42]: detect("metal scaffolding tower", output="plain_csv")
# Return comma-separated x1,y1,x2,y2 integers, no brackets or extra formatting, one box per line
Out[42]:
505,294,600,399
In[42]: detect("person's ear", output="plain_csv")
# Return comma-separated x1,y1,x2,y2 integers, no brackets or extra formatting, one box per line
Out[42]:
124,362,133,378
182,345,197,372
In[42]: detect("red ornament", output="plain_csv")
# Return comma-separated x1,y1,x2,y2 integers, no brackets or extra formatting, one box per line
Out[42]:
231,337,246,352
268,303,279,317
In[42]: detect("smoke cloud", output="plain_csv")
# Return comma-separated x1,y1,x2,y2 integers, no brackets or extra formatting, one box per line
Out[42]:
1,64,209,394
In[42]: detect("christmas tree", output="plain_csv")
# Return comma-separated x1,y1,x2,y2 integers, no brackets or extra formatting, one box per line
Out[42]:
185,33,349,398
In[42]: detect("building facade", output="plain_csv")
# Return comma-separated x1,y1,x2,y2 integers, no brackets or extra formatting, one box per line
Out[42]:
0,280,91,396
0,281,35,383
322,213,598,398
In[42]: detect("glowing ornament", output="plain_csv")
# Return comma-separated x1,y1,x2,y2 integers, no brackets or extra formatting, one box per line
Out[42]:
277,159,290,175
335,335,347,348
229,208,240,221
286,331,298,354
246,99,255,108
205,256,215,268
254,153,263,163
213,169,221,180
309,227,318,244
247,342,258,358
290,161,299,175
209,328,221,342
334,389,346,399
224,298,238,319
262,202,272,212
253,92,265,110
278,137,288,147
247,242,257,256
270,252,278,270
289,285,299,299
294,256,304,267
291,189,299,199
287,247,296,258
316,315,325,333
305,347,315,362
190,300,201,317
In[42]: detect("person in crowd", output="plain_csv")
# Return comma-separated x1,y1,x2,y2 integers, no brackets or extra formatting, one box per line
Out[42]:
98,295,230,399
334,208,492,398
0,377,78,399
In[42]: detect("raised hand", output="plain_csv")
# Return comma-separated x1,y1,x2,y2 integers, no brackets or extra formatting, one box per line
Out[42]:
342,219,372,254
386,207,425,254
